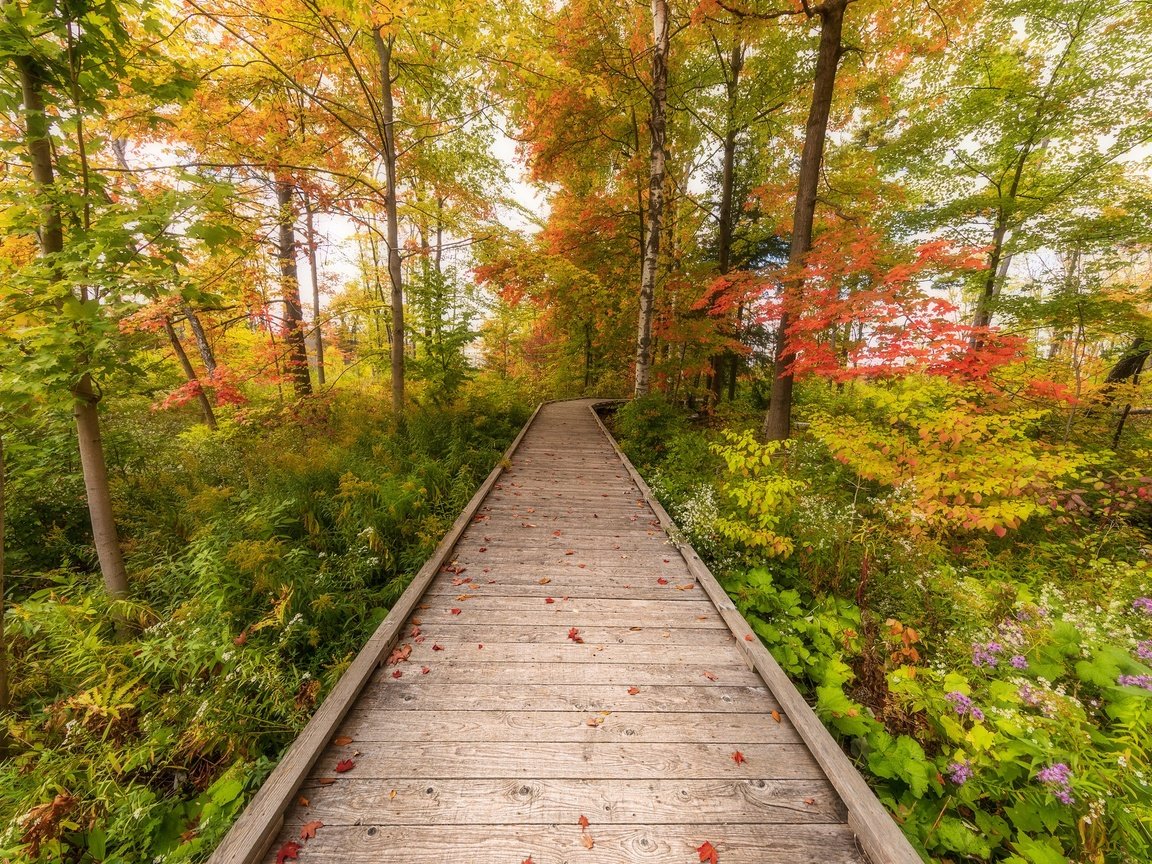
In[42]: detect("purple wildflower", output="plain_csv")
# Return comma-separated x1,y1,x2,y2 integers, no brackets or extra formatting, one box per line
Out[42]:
1037,763,1075,806
1010,654,1028,670
945,691,985,721
1134,598,1152,614
947,761,973,785
1018,684,1041,706
1117,674,1152,691
972,641,1004,668
1136,641,1152,662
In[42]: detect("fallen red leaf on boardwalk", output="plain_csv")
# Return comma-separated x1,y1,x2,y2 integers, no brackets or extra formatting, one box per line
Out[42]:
578,564,587,569
565,549,575,555
276,841,301,864
553,530,562,537
697,840,719,863
299,820,323,840
657,577,669,585
421,666,430,674
771,710,782,723
391,669,403,679
568,627,584,644
732,751,746,765
578,815,590,830
387,644,411,665
522,858,534,864
627,686,640,695
744,634,754,642
478,546,487,552
702,671,718,681
478,644,484,649
450,608,462,615
297,795,310,807
333,736,353,746
335,759,355,773
432,644,445,651
545,597,555,604
804,797,816,805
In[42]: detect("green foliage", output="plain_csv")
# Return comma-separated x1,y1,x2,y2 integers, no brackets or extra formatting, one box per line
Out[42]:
0,389,527,863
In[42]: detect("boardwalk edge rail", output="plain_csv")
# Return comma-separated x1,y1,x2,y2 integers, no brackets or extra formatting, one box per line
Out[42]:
207,402,547,864
589,401,925,864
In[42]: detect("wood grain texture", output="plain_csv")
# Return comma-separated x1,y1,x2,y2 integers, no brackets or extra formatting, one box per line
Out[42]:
284,777,842,824
260,824,866,864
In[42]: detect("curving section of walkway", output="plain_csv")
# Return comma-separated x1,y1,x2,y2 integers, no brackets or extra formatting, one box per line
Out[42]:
210,400,922,864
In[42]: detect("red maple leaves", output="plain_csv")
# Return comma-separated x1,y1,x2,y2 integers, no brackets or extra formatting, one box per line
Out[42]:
276,841,301,863
568,627,584,644
697,840,720,863
335,759,355,773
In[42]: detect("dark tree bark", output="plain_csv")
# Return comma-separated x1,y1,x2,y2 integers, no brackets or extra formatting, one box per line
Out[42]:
275,179,313,398
763,0,847,441
634,0,669,397
372,29,406,421
0,428,7,711
163,317,218,429
17,54,130,607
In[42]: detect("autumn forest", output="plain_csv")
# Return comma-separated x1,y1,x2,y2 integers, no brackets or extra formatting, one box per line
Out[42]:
1,0,1151,861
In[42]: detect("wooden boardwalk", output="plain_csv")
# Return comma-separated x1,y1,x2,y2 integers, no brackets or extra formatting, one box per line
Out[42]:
211,400,921,864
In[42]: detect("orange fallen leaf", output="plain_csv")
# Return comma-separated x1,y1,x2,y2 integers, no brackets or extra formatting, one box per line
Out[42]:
333,736,353,746
804,797,816,805
538,577,552,584
389,789,397,800
697,840,719,863
450,608,462,615
335,759,355,773
297,795,310,807
387,644,411,665
578,563,587,569
455,594,471,601
581,834,595,849
744,634,754,642
276,841,301,864
578,815,590,830
732,751,746,765
770,710,781,723
586,716,603,727
299,820,323,841
432,644,445,651
552,530,562,537
564,549,575,555
627,686,640,695
316,778,335,786
702,671,718,681
522,858,534,864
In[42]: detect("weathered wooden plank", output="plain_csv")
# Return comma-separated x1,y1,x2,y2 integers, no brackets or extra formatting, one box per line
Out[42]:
206,403,549,864
304,741,823,780
590,403,924,864
425,582,697,601
283,777,840,825
388,623,737,646
410,596,714,615
261,823,866,864
411,608,728,629
398,642,742,666
359,682,774,713
336,710,802,744
372,661,761,687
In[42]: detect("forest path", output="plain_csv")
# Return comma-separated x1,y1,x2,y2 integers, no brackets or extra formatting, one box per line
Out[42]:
212,400,920,864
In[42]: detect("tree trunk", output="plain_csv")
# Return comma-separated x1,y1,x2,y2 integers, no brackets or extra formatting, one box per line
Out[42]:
302,192,326,386
17,54,131,611
373,29,406,421
1047,247,1080,360
275,180,313,398
634,0,669,397
708,37,745,404
163,317,218,429
763,0,846,441
181,303,217,376
0,428,8,712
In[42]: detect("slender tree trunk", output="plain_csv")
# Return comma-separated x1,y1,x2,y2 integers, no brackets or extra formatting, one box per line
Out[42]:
17,55,131,609
181,303,217,376
373,29,406,421
708,37,745,405
163,318,217,429
1048,247,1080,360
634,0,669,397
302,192,326,386
763,0,846,441
275,180,313,398
0,428,7,712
